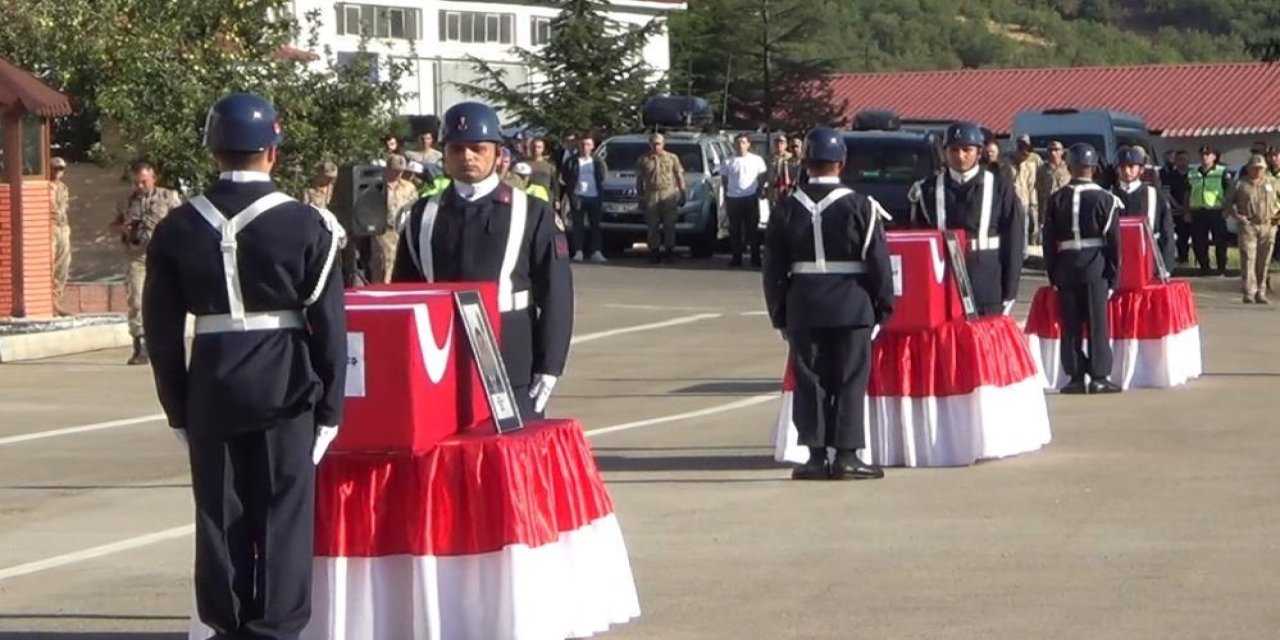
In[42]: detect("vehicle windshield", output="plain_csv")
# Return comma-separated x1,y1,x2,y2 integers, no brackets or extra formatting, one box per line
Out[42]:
601,141,704,173
841,139,935,184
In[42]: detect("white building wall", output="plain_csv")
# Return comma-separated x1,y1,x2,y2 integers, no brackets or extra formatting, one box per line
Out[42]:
289,0,682,118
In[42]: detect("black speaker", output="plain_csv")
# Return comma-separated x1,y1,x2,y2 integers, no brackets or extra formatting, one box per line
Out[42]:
331,163,387,237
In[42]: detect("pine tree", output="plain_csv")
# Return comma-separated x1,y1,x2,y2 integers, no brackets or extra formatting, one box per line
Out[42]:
460,0,666,140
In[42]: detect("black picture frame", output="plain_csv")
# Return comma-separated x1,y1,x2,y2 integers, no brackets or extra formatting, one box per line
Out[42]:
1145,219,1171,283
454,290,524,434
943,231,978,319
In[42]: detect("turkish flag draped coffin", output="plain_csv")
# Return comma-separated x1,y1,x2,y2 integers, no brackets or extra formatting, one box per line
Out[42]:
883,230,967,332
1023,282,1202,390
189,420,642,640
1117,217,1157,291
771,316,1052,468
334,283,500,454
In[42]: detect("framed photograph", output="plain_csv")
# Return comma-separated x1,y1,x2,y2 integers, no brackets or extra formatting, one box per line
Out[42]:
1145,219,1171,283
943,231,978,319
454,290,524,434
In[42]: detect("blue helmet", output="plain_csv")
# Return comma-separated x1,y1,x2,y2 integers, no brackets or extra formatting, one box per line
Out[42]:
944,122,985,148
803,127,847,163
1068,143,1100,168
1115,146,1144,166
441,101,503,144
203,92,282,152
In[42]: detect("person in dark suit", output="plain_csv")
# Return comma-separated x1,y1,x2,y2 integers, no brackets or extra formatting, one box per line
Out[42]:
909,122,1025,316
1042,143,1122,395
392,101,574,420
763,126,895,481
1112,146,1176,272
562,134,609,262
143,92,348,639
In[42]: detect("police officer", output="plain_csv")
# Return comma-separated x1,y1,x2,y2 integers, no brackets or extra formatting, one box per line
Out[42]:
143,92,348,639
763,127,894,481
1112,146,1176,270
1189,146,1233,275
392,101,573,419
1041,143,1122,395
911,122,1025,316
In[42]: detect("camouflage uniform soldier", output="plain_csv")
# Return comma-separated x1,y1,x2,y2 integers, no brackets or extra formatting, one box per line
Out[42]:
303,161,338,208
50,157,72,315
636,132,685,263
113,161,182,365
356,154,418,283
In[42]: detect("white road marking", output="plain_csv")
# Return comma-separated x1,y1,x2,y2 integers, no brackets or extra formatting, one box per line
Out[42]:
739,311,769,316
0,525,194,582
0,414,165,447
570,313,721,345
584,394,776,438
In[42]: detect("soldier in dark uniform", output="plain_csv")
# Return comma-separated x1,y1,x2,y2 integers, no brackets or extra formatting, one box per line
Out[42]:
763,127,894,481
143,92,348,639
392,101,573,419
1112,146,1176,270
910,122,1025,316
1041,143,1122,395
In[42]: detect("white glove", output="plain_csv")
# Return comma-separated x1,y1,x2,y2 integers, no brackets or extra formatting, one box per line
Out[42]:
313,425,339,465
172,428,188,447
1108,289,1115,300
870,325,881,342
529,374,558,414
1002,300,1016,316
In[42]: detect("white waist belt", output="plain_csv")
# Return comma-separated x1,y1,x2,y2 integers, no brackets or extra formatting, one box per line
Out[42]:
968,237,1001,250
791,261,866,274
500,290,531,313
194,310,306,334
1057,238,1105,250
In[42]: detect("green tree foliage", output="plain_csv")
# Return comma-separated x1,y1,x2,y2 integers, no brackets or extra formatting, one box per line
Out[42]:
460,0,666,141
0,0,406,195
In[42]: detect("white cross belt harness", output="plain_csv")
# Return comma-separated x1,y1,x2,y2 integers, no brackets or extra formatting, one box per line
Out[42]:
406,188,532,312
187,193,339,334
936,170,999,251
788,187,875,276
1056,183,1116,252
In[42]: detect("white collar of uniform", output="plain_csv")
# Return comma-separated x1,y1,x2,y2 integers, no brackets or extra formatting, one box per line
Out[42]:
948,166,980,184
454,173,501,202
1120,180,1143,193
219,171,272,183
809,175,841,185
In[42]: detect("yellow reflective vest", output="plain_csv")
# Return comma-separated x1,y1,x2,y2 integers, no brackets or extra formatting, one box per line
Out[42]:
525,183,551,202
1190,165,1227,209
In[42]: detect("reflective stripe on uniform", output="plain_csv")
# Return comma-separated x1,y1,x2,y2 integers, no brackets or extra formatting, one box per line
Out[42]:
499,189,530,313
791,261,866,274
791,187,854,273
187,193,308,334
934,171,997,250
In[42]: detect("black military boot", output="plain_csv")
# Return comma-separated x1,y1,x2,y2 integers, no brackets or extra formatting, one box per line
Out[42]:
829,450,884,480
127,336,149,366
1088,378,1122,394
791,447,828,480
1060,378,1087,394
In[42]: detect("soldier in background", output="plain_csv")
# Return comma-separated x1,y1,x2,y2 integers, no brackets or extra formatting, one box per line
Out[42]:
1161,150,1193,264
1004,134,1043,245
636,132,686,263
1036,141,1072,244
767,134,794,206
302,161,338,209
354,154,418,283
50,157,72,316
111,160,182,365
1224,155,1280,304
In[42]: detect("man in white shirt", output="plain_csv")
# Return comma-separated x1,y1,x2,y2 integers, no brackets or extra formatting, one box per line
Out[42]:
567,135,608,262
721,134,769,267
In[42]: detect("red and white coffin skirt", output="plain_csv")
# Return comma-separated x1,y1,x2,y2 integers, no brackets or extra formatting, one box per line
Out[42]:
772,316,1052,467
190,420,639,640
1023,282,1202,390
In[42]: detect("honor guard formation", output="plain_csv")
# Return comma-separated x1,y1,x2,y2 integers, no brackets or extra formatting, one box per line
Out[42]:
18,67,1280,637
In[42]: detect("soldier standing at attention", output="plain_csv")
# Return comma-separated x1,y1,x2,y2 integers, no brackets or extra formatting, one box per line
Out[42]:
355,153,418,283
303,161,338,209
1004,134,1043,245
1042,143,1122,395
392,101,573,419
50,157,72,316
636,132,685,263
763,127,894,481
1112,146,1176,272
1188,146,1233,276
143,91,346,640
1036,141,1072,243
1224,155,1280,304
111,160,182,365
767,134,794,205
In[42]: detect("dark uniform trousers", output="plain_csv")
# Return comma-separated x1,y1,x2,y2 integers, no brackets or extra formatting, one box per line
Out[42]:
763,182,895,453
1042,181,1120,383
726,195,760,264
1191,207,1230,271
144,177,347,640
911,169,1025,316
392,181,574,422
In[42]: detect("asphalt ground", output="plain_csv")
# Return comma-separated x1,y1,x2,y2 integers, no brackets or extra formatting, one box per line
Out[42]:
1,256,1278,639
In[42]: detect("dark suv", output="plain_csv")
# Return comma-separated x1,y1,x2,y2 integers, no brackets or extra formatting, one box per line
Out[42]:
840,128,943,228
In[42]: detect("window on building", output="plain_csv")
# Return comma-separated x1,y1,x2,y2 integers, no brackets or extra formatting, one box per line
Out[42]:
438,10,515,44
531,16,552,46
0,114,49,179
335,3,420,40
